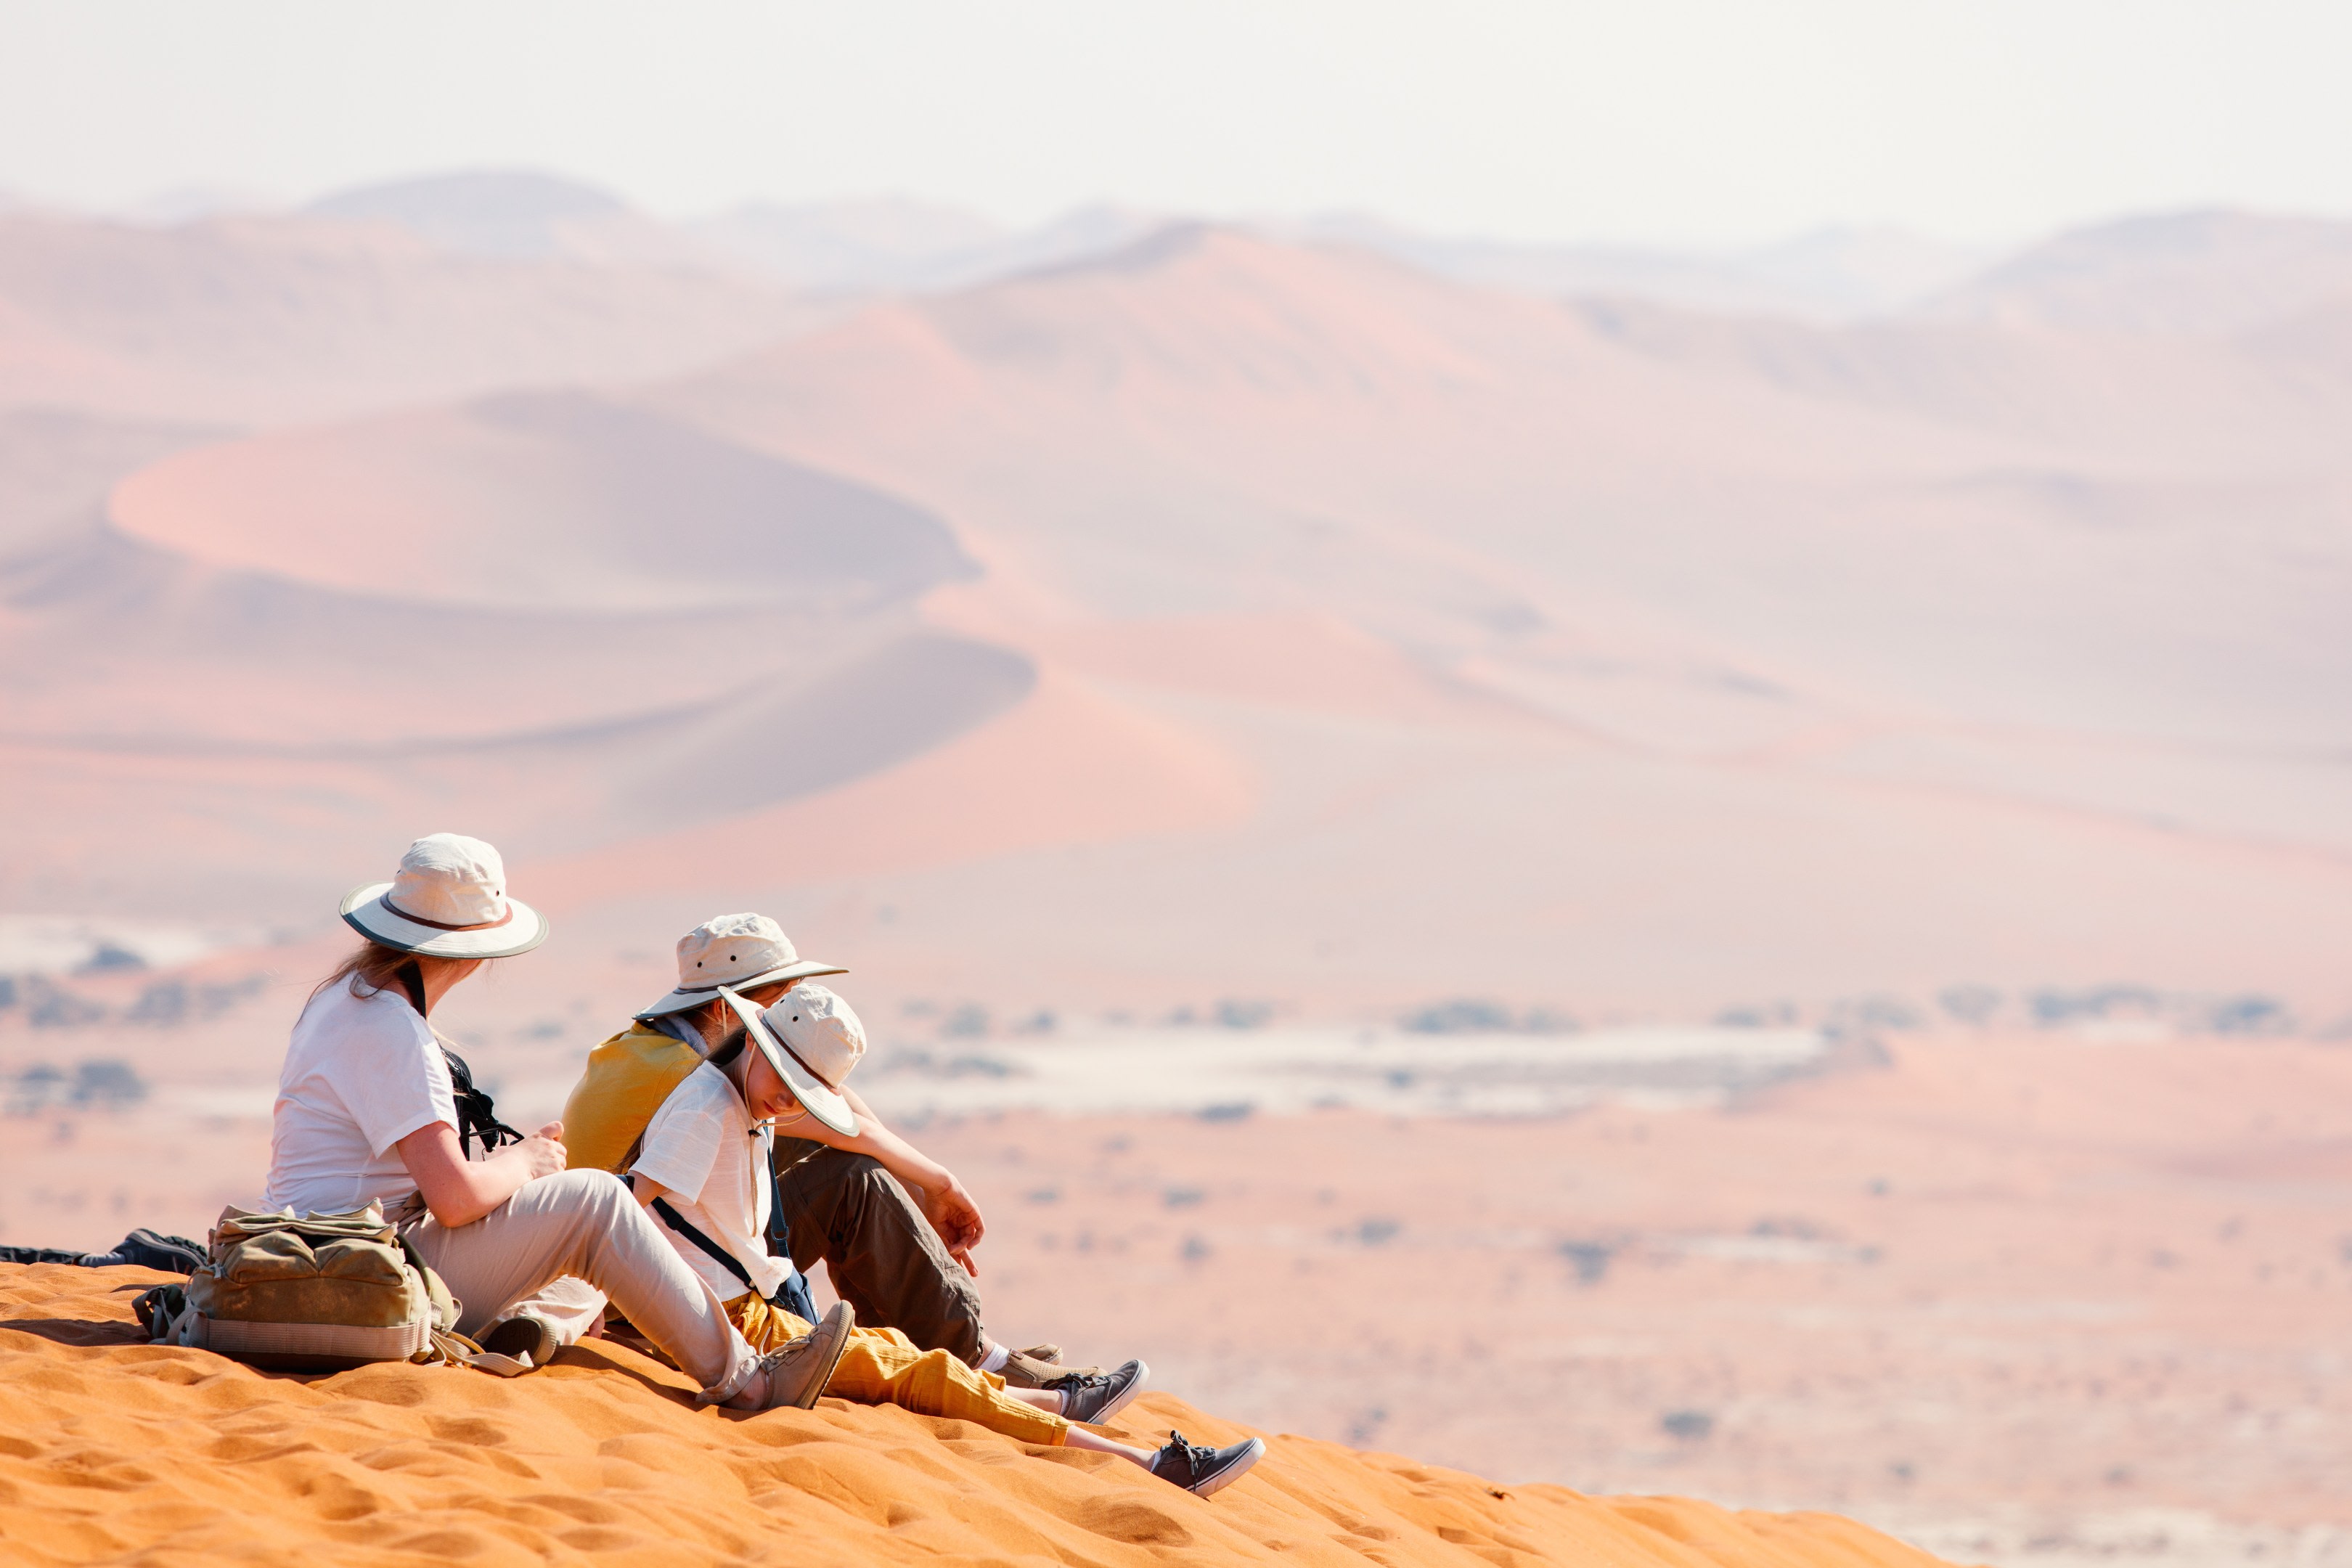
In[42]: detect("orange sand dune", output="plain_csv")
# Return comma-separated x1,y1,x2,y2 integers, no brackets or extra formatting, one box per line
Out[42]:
0,1265,1952,1568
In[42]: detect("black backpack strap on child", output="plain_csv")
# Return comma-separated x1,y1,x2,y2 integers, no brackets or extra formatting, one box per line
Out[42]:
650,1196,756,1291
651,1196,820,1323
767,1164,820,1322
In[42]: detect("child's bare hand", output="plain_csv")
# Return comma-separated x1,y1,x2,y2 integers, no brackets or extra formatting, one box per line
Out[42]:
920,1178,986,1275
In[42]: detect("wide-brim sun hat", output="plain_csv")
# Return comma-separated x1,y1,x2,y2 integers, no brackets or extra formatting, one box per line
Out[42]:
636,912,846,1018
719,983,863,1138
340,832,550,960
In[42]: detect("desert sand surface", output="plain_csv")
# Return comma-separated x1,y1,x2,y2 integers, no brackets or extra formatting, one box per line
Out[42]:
0,1264,1952,1568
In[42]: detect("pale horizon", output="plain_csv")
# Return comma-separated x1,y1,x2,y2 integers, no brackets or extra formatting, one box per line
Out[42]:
7,0,2352,250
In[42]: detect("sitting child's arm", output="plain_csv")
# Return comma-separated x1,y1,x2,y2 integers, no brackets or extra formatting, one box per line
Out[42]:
785,1086,988,1274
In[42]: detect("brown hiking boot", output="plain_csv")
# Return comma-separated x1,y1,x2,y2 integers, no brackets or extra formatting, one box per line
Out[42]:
758,1302,856,1410
1000,1348,1106,1389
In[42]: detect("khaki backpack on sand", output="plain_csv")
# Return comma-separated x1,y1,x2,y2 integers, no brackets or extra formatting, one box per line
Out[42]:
136,1203,531,1376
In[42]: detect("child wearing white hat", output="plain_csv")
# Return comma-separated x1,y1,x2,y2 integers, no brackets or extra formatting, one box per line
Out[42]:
627,983,1265,1496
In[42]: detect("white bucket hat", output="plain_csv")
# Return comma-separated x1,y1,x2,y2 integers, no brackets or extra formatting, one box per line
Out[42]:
635,912,846,1018
340,833,550,960
720,982,865,1137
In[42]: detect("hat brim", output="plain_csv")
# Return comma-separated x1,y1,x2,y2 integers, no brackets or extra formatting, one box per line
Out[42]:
634,959,849,1019
340,883,550,960
720,988,859,1138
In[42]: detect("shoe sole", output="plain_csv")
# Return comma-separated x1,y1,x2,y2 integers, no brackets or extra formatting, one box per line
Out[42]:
1185,1437,1265,1498
1069,1357,1151,1426
774,1304,858,1410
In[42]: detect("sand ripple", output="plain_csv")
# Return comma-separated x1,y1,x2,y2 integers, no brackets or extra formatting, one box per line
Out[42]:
0,1262,1952,1567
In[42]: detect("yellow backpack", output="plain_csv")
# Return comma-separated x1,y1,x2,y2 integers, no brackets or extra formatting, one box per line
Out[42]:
559,1021,703,1173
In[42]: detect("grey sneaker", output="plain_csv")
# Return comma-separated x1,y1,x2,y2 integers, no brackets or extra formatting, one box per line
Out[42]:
478,1313,560,1370
1055,1357,1150,1425
759,1301,856,1410
1146,1430,1265,1497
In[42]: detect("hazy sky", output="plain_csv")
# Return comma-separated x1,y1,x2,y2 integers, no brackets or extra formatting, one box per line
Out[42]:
3,0,2348,246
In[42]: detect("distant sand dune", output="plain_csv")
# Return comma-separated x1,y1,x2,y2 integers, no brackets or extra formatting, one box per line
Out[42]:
111,391,977,612
528,667,1254,907
1,212,2348,1011
0,212,835,424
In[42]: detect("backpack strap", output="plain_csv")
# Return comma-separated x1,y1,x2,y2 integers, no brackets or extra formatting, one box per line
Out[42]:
134,1283,187,1340
650,1196,757,1291
766,1162,819,1322
428,1326,534,1378
653,1193,817,1318
389,1234,533,1376
393,960,523,1159
436,1040,523,1158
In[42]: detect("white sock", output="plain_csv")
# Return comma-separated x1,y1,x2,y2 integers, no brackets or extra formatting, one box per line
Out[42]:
977,1341,1010,1374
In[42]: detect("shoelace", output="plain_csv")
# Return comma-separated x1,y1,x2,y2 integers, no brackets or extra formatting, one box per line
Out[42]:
1159,1430,1217,1470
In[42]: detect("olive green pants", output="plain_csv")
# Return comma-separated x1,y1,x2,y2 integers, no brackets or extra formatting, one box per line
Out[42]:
772,1140,987,1365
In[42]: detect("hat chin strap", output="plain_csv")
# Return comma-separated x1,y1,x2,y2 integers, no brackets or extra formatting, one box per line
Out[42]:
715,984,768,1037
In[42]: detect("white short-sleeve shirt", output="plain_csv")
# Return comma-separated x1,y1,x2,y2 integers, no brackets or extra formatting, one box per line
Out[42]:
263,979,457,1217
632,1061,793,1302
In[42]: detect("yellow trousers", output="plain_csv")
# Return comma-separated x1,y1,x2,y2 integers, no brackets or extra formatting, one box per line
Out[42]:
728,1294,1067,1446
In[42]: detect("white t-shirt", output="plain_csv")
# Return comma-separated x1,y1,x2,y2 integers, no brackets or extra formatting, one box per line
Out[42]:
632,1061,794,1302
263,980,457,1217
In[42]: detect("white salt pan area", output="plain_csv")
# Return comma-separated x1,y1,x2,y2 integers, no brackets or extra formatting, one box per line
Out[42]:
857,1024,1829,1120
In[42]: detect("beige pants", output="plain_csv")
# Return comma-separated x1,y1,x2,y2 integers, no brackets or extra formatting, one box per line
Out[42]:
402,1169,759,1402
491,1274,608,1350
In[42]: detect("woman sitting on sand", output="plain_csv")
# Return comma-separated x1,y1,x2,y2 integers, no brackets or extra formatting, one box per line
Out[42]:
625,978,1266,1497
261,833,852,1412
